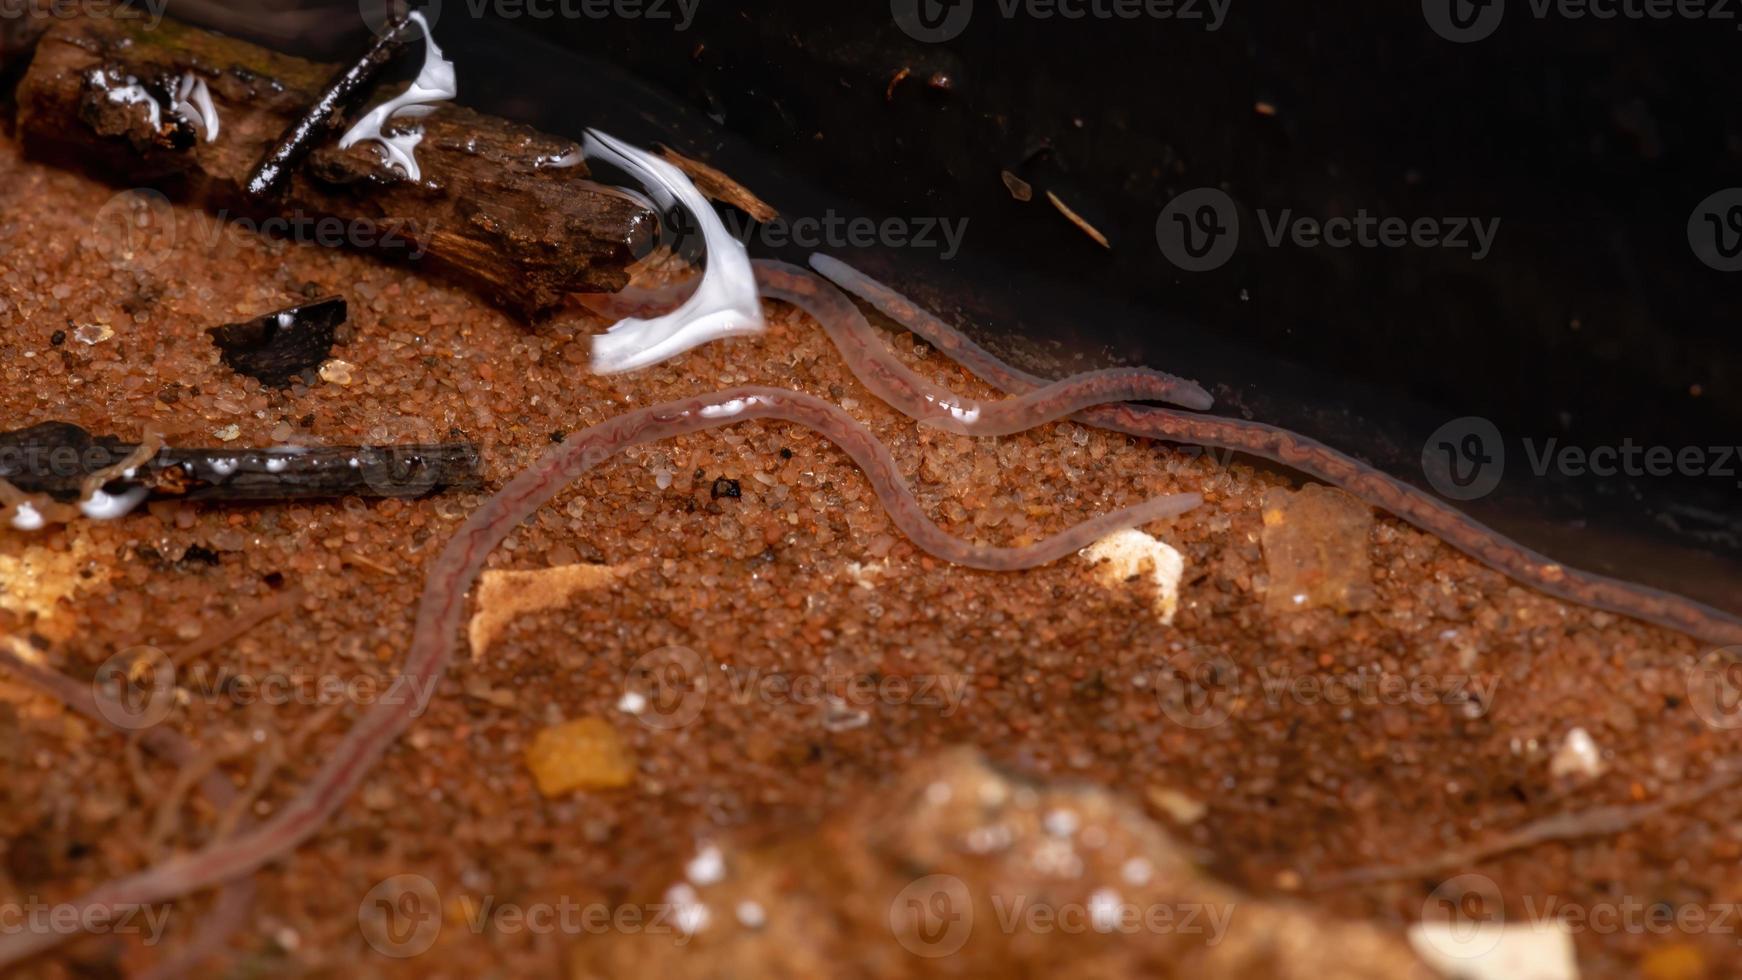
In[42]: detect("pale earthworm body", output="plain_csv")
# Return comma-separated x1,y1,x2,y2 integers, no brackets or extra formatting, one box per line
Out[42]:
0,383,1199,967
807,254,1742,649
752,261,1213,431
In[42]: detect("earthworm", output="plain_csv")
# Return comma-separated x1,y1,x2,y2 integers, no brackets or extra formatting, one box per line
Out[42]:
0,641,256,978
808,254,1742,648
578,263,1214,425
0,387,1200,967
1308,766,1742,890
752,261,1214,431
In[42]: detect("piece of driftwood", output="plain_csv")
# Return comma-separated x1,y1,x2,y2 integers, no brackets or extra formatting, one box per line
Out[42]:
14,13,653,318
0,422,481,501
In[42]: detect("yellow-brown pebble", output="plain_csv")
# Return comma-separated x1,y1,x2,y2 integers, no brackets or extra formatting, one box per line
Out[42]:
525,717,635,795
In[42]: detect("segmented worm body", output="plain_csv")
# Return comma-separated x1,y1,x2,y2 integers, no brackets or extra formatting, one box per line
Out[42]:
0,386,1198,967
752,261,1212,430
808,254,1742,649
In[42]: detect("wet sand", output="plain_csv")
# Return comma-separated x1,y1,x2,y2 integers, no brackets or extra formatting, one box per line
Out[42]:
0,133,1737,978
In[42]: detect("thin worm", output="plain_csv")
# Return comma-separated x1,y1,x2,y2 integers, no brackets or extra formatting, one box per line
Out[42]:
0,387,1200,967
1308,767,1742,890
579,265,1218,429
752,260,1214,429
808,253,1742,648
0,641,256,979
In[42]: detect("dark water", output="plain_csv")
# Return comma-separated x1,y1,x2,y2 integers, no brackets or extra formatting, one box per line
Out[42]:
178,0,1742,618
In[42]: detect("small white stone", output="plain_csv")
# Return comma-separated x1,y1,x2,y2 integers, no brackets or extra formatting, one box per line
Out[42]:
1080,529,1186,623
73,322,114,345
734,900,766,930
319,359,356,387
1087,888,1122,932
1408,920,1577,980
1549,727,1605,781
617,690,647,715
9,502,45,532
1120,857,1154,887
685,843,725,886
663,883,710,936
1042,808,1079,838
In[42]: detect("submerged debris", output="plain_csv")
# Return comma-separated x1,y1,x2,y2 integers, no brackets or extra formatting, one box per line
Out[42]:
1081,528,1187,624
525,717,635,795
245,13,421,197
207,296,345,387
1046,189,1112,248
468,561,643,658
656,143,778,222
0,421,481,508
1260,484,1377,615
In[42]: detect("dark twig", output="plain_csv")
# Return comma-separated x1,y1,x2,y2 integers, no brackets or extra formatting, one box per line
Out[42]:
0,422,482,502
243,14,417,198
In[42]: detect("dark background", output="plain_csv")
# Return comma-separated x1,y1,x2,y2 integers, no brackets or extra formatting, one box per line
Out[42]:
160,0,1742,614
